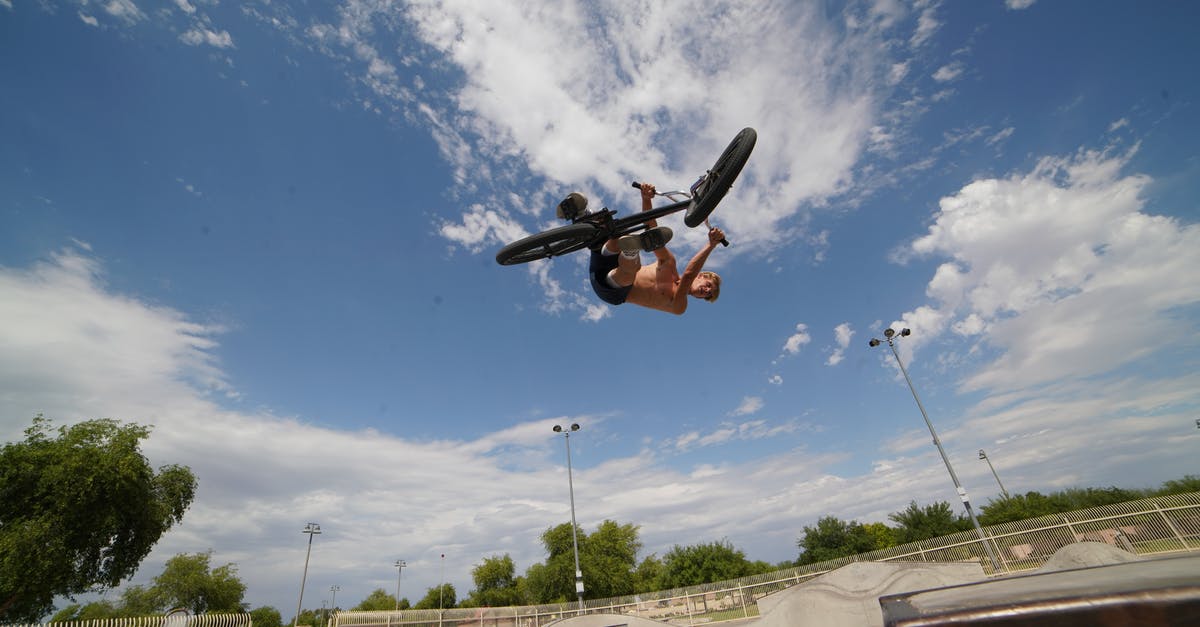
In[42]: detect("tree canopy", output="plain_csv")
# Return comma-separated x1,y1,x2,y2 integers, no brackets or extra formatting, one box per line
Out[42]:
888,501,971,543
796,516,887,565
659,540,763,589
462,555,521,608
0,416,197,622
412,584,456,610
352,588,406,611
151,551,246,614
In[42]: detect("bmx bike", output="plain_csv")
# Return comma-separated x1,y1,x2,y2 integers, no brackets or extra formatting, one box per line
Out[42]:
495,127,757,265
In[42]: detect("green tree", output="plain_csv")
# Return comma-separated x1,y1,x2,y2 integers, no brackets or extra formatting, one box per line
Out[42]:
861,522,900,551
464,555,521,608
580,520,641,599
660,540,755,589
632,555,665,593
292,608,321,627
525,520,642,603
49,601,121,622
119,585,163,616
249,606,283,627
412,584,456,610
888,501,969,543
352,588,402,611
1158,475,1200,495
0,416,197,622
152,551,246,614
978,491,1059,525
796,516,877,565
1050,486,1146,511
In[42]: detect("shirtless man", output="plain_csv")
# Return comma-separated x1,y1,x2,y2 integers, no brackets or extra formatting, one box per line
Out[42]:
562,183,723,315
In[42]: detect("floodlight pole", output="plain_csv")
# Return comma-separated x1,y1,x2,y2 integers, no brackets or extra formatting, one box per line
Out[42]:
553,423,586,611
394,560,407,610
870,329,1002,572
978,449,1011,499
294,522,322,627
327,586,339,627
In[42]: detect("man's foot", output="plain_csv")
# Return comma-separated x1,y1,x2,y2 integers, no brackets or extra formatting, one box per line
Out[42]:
557,192,589,220
618,226,673,253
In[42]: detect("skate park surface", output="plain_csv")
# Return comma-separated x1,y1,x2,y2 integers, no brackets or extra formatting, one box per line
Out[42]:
549,543,1200,627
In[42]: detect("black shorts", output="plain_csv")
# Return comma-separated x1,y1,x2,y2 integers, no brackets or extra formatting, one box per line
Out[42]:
589,249,633,305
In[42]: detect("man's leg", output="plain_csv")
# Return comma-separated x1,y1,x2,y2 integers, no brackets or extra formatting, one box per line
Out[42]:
605,238,640,286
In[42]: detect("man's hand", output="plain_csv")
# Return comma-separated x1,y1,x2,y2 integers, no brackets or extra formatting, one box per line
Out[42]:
640,182,656,201
708,226,725,246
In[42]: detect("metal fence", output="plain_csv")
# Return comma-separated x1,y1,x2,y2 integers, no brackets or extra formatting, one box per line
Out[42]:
334,492,1200,627
5,613,251,627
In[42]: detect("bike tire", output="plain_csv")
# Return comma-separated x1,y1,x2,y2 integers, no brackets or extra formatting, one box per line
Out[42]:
684,127,757,228
495,222,602,265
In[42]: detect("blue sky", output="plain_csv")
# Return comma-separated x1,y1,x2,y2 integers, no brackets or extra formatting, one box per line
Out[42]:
2,0,1198,617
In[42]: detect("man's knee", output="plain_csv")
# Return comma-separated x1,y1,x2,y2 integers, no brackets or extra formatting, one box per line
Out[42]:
607,268,635,288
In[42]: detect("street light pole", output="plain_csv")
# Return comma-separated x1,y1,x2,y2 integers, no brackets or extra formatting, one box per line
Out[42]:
978,449,1011,499
294,522,322,627
394,560,407,610
869,328,1001,572
553,423,586,611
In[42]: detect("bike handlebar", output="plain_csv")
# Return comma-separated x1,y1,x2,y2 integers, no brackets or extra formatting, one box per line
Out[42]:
631,181,729,247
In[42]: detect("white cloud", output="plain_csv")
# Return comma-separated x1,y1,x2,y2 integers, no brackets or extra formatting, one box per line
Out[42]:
768,374,783,385
985,127,1015,147
671,418,807,452
104,0,145,24
780,323,811,357
910,2,941,49
826,322,855,366
900,142,1200,394
1006,0,1037,10
174,0,197,15
78,12,99,27
180,28,235,49
932,61,964,83
730,396,764,417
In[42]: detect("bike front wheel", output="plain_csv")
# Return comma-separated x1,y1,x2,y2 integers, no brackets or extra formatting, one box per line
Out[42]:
495,222,602,265
685,127,757,228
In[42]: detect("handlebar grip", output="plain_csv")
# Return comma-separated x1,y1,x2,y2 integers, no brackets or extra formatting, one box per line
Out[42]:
720,238,729,247
631,181,642,189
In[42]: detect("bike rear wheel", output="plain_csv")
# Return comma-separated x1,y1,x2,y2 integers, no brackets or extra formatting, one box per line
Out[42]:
495,222,602,265
684,127,757,228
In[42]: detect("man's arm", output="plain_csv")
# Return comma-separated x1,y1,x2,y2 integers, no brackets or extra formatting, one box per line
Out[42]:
666,227,724,314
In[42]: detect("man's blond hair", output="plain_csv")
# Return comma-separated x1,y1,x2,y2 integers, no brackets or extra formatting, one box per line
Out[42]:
700,271,721,302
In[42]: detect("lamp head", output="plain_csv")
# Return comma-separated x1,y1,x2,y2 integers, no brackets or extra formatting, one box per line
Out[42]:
884,328,895,338
570,423,580,431
978,449,986,459
553,425,563,432
868,338,881,347
900,328,911,337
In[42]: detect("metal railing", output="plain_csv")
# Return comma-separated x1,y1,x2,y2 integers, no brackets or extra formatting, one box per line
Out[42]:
5,613,251,627
334,492,1200,627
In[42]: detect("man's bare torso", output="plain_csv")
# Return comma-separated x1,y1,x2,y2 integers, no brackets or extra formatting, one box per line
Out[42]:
625,260,686,315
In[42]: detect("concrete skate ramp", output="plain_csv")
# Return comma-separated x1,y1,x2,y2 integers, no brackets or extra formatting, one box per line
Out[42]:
754,561,986,627
547,615,672,627
1034,540,1143,572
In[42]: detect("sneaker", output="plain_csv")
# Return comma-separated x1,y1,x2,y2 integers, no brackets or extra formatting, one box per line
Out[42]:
618,226,673,253
556,192,589,220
